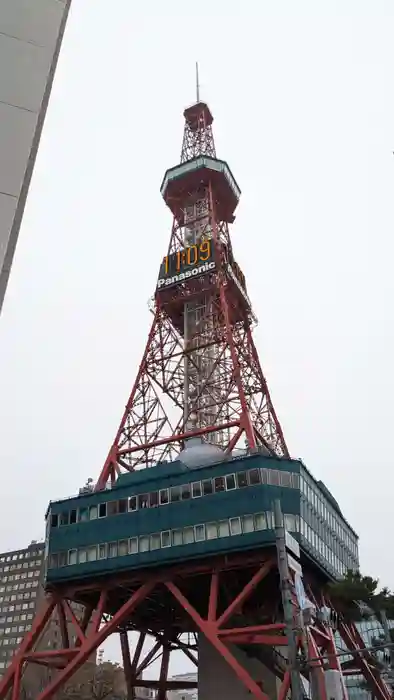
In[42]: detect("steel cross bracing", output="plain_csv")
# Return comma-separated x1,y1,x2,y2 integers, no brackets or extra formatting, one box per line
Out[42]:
96,105,288,487
0,551,391,700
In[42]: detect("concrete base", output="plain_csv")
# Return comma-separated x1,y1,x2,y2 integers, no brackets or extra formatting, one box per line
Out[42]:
198,634,279,700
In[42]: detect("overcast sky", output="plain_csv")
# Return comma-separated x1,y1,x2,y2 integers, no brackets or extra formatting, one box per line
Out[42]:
0,0,393,674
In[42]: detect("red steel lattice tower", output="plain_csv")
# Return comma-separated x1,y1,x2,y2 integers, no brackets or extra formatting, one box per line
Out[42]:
0,96,391,700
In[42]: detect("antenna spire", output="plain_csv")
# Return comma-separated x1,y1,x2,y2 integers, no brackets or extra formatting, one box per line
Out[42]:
196,61,200,103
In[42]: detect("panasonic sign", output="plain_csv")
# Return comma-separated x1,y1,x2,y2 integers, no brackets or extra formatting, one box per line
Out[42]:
157,261,216,289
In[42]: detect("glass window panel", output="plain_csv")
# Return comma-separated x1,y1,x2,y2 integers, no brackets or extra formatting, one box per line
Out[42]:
70,510,77,524
242,515,255,533
138,494,149,509
260,468,268,484
229,518,241,535
50,514,58,528
248,468,261,485
150,534,161,551
118,499,128,513
107,501,118,516
99,503,107,518
60,512,69,526
109,542,118,558
268,470,280,486
149,492,159,508
225,474,236,490
181,484,191,500
280,472,292,488
284,514,297,532
292,473,300,489
202,479,213,496
89,506,98,520
192,482,202,498
78,508,89,523
254,513,267,531
159,489,169,505
161,531,171,548
183,527,194,544
118,540,128,556
172,529,183,546
236,472,248,488
78,549,87,564
68,550,77,566
170,486,181,503
98,544,107,560
128,497,138,512
218,520,230,538
194,524,205,542
214,476,225,493
87,546,97,562
139,536,150,553
129,538,138,554
206,523,218,540
49,554,58,569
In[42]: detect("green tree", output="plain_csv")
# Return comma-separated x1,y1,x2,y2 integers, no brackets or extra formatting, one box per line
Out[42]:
56,661,125,700
327,570,394,623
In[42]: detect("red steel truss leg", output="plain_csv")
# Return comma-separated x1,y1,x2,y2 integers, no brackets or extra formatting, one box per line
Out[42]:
33,582,154,700
166,581,270,700
278,669,291,700
0,596,56,697
157,643,170,700
339,621,391,700
120,631,134,700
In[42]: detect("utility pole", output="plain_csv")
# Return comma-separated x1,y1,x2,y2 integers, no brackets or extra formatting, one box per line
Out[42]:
274,499,303,700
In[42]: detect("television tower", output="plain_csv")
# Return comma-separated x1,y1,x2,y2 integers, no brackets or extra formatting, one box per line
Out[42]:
0,86,390,700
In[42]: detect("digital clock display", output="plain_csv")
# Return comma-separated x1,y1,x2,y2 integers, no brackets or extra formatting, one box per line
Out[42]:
157,239,216,291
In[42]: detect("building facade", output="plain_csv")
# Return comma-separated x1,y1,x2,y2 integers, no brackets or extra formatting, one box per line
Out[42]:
0,0,72,315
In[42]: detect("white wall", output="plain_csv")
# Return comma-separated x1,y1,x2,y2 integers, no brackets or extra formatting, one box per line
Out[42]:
0,0,71,313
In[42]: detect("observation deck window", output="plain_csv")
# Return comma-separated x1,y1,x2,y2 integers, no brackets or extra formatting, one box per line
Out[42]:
138,494,149,509
60,512,69,527
78,549,87,564
191,482,202,498
51,514,58,528
129,538,138,554
183,527,195,544
139,536,149,553
214,477,225,493
254,513,267,531
172,529,183,546
87,546,97,562
268,470,280,486
108,542,118,558
119,540,128,556
248,468,261,485
119,499,128,513
149,492,159,508
128,497,137,512
161,531,171,548
99,503,107,518
194,524,205,542
236,472,248,489
242,514,254,533
170,486,181,503
108,502,118,516
150,534,161,551
98,544,107,559
78,508,89,523
206,523,218,540
181,484,191,500
89,506,98,521
159,489,169,505
68,550,77,566
229,518,242,536
202,480,213,496
225,474,236,490
218,520,230,538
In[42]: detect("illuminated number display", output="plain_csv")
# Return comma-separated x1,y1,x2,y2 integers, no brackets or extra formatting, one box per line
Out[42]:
157,239,216,291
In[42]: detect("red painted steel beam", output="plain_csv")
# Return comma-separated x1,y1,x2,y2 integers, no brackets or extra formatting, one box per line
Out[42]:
166,580,271,700
36,582,154,700
216,559,274,628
